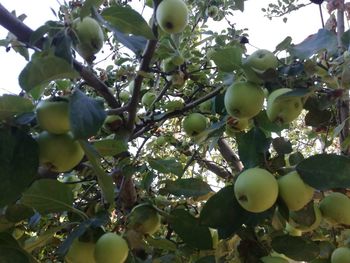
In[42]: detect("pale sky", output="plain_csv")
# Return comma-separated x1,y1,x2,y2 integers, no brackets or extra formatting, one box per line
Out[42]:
0,0,331,95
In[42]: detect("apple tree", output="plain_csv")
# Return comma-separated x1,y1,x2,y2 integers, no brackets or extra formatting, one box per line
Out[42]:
1,0,350,262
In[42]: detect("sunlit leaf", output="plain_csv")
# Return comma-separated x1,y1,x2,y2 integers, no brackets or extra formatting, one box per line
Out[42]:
207,47,243,72
0,95,34,120
148,158,183,177
93,138,128,156
161,178,212,198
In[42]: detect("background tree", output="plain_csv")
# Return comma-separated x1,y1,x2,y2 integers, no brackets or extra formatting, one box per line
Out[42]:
1,0,350,262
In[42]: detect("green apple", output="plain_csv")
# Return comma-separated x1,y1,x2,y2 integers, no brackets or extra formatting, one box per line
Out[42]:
289,203,322,232
199,99,212,113
171,53,185,66
73,17,104,60
127,204,161,235
156,0,189,34
94,232,129,263
224,81,265,119
234,168,278,213
102,115,123,133
331,247,350,263
36,98,70,134
167,72,186,88
37,131,84,173
207,6,219,18
260,255,289,263
164,99,184,112
319,192,350,226
141,91,157,108
266,88,303,125
225,116,250,135
244,49,278,72
65,238,96,263
154,136,167,146
183,113,208,136
277,171,314,211
161,57,177,73
119,90,130,102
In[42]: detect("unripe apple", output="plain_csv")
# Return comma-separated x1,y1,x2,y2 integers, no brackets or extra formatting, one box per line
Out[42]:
260,255,289,263
171,53,185,66
119,90,130,102
36,98,70,134
128,204,161,235
224,81,265,119
277,171,314,211
319,192,350,226
37,131,84,172
167,71,186,88
161,57,177,73
164,99,184,112
207,6,219,18
225,116,250,135
141,91,157,108
65,238,96,263
199,99,212,113
234,168,278,213
102,115,123,133
245,49,278,72
73,17,104,60
266,88,303,125
156,0,189,34
183,113,208,136
94,232,129,263
331,247,350,263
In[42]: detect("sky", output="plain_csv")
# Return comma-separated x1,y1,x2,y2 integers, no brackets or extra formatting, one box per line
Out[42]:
0,0,331,95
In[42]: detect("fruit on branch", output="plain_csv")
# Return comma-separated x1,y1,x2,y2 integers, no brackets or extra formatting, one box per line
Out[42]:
234,168,278,213
260,255,289,263
164,99,184,111
127,204,161,235
206,6,219,18
266,88,303,125
73,16,104,61
331,247,350,263
289,203,322,232
319,192,350,226
141,91,157,108
225,116,250,135
102,115,123,133
183,113,208,136
36,98,70,134
156,0,189,34
277,171,314,211
65,238,96,263
199,99,212,113
244,49,278,72
37,131,84,172
119,90,130,103
171,53,185,66
167,71,186,88
161,57,177,73
224,81,265,119
94,232,129,263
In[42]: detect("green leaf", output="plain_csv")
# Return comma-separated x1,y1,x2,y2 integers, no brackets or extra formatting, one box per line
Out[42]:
148,158,183,177
161,178,212,198
0,129,38,207
208,47,243,72
93,138,128,156
70,89,107,140
102,6,155,40
236,127,271,168
289,29,337,59
296,154,350,190
79,141,115,206
169,209,212,250
19,52,79,92
255,110,288,133
275,36,292,52
21,179,76,215
80,0,104,18
0,95,34,120
271,235,319,261
145,236,177,251
5,204,34,223
23,224,69,253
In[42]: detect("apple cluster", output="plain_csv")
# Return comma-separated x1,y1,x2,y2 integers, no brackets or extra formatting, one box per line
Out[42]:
223,49,304,135
35,98,84,172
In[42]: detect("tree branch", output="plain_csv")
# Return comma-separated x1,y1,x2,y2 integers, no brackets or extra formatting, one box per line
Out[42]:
0,3,119,108
217,138,243,174
198,159,232,180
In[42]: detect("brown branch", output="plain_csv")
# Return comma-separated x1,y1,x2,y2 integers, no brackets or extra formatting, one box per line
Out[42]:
198,159,232,180
217,138,243,174
0,3,119,109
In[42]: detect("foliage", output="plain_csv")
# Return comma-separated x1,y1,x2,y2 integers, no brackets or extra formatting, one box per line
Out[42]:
0,0,350,262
